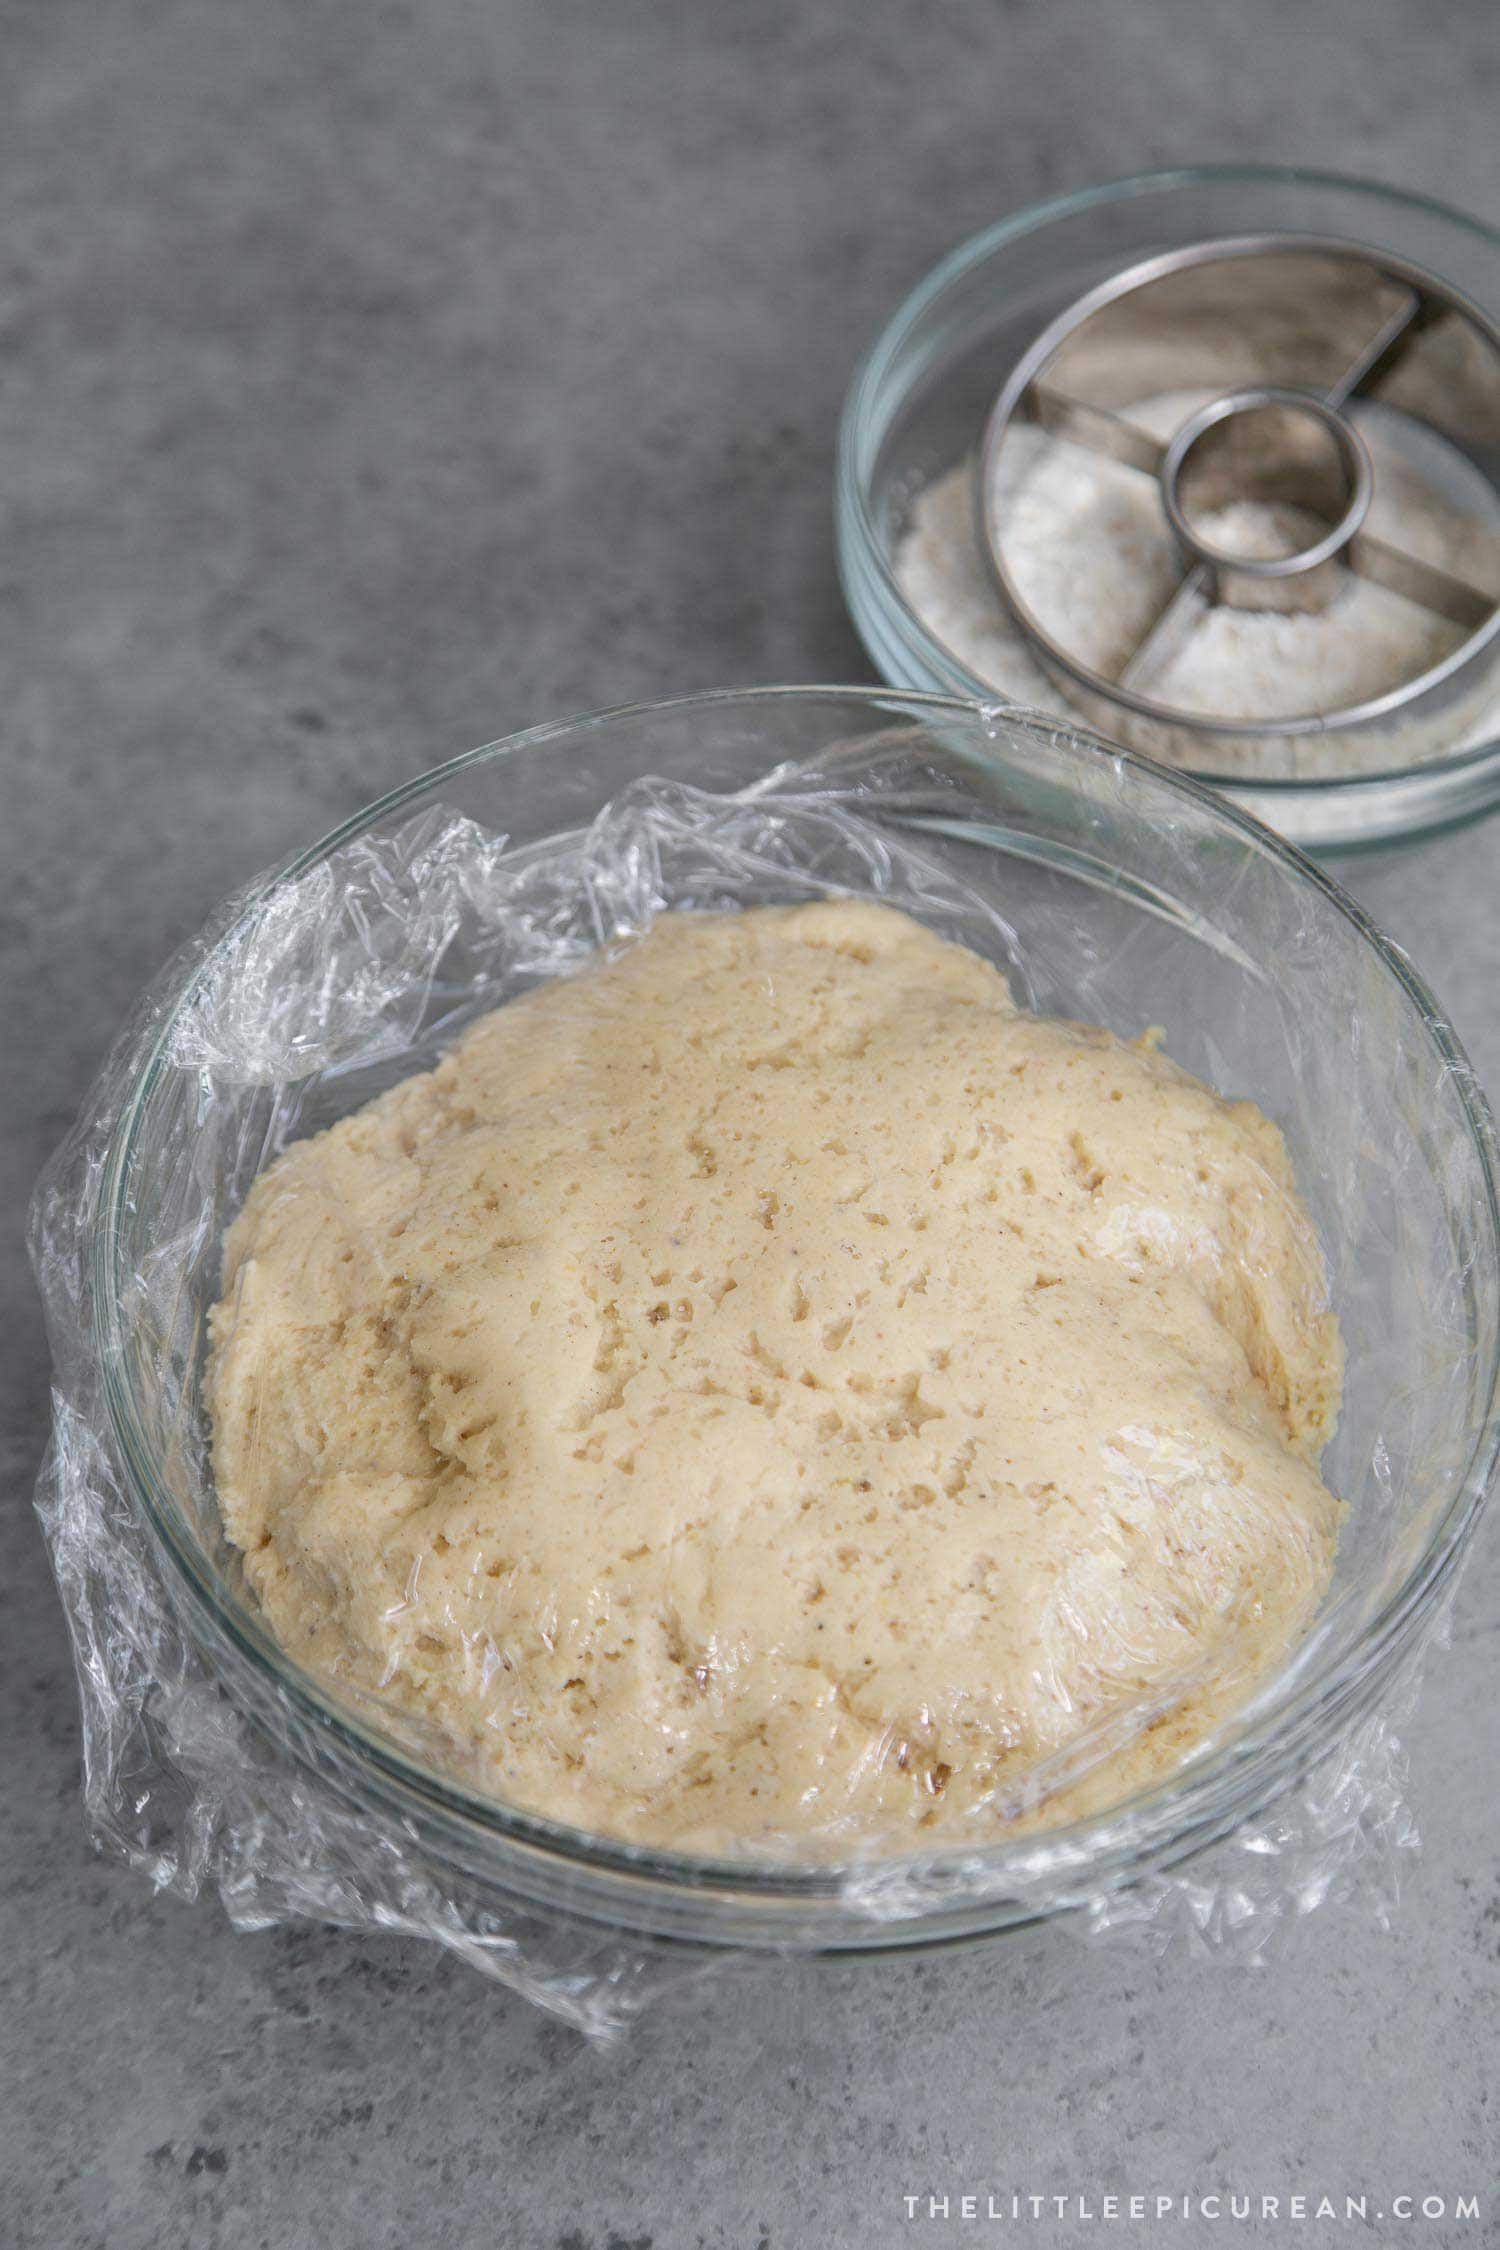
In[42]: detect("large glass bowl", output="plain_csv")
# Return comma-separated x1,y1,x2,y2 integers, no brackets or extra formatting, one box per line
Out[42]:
836,167,1500,854
96,688,1500,1951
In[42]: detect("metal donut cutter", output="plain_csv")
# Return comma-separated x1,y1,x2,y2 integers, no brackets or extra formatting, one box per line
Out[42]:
976,235,1500,767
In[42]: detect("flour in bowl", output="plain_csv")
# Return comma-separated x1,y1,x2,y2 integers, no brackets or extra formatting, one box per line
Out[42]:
894,390,1500,776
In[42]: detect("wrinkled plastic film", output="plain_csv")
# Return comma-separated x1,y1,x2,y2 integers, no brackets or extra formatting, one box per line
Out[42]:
28,738,1491,2032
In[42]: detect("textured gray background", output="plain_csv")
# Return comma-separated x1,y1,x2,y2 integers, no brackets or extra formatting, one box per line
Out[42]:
5,3,1499,2246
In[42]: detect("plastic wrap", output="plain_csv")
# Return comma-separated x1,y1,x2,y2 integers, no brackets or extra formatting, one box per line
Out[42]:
28,719,1497,2035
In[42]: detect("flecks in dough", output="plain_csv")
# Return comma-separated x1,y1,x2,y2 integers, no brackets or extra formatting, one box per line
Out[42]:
207,902,1342,1855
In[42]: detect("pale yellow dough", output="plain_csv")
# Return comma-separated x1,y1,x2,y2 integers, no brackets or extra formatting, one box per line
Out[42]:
207,901,1342,1854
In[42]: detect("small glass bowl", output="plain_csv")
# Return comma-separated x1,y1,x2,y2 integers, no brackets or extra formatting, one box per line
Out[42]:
97,688,1500,1951
836,166,1500,853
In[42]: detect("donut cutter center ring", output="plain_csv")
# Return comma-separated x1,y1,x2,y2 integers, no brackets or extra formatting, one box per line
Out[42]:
1161,387,1371,612
976,234,1500,750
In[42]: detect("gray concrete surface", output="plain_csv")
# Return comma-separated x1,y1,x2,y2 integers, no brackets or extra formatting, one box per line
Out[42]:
4,2,1499,2245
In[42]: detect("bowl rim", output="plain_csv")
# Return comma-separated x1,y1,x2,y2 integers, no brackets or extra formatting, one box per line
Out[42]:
836,161,1500,800
94,683,1500,1925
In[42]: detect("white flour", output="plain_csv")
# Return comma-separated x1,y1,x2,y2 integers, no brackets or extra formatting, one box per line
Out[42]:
893,390,1500,778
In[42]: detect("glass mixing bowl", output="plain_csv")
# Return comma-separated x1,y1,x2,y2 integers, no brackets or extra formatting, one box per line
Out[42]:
95,688,1500,1951
836,167,1500,854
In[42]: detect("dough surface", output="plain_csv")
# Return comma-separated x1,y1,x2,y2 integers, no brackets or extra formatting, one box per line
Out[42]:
207,901,1342,1854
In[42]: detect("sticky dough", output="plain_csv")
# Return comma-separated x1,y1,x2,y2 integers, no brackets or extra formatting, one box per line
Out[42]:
207,902,1342,1854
